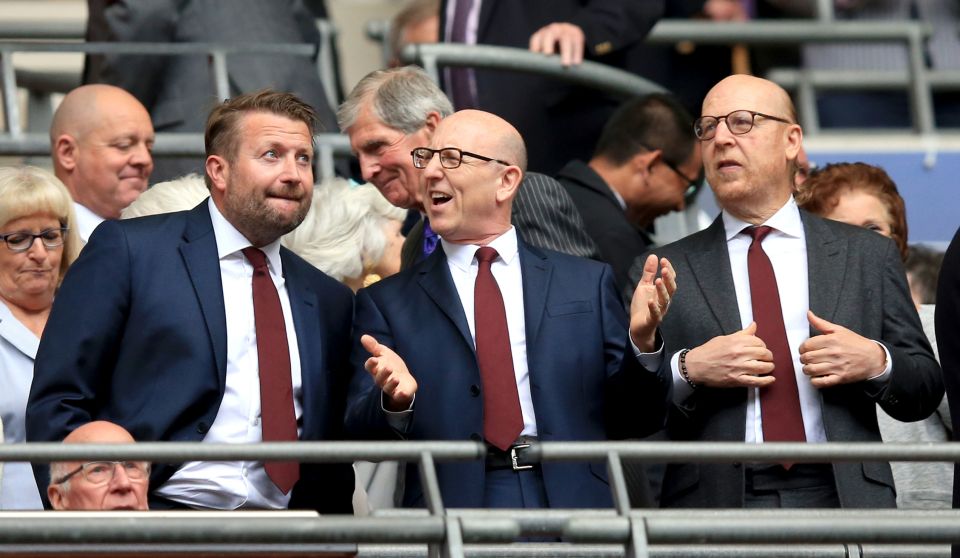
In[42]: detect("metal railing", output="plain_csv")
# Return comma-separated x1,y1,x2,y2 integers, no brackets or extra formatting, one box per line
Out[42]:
3,440,959,558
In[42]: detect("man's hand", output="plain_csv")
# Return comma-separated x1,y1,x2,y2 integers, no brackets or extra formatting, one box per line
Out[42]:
528,22,586,66
684,322,776,388
361,334,418,411
799,310,887,388
629,254,676,352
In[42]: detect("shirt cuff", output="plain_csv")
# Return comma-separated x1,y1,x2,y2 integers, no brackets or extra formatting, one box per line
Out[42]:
865,341,893,385
382,392,414,433
670,350,697,404
631,331,664,371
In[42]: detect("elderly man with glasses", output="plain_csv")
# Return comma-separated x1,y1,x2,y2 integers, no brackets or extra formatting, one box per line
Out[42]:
346,109,673,511
626,75,942,509
48,421,149,511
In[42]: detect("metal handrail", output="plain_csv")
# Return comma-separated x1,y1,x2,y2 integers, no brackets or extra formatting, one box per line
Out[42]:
399,43,666,97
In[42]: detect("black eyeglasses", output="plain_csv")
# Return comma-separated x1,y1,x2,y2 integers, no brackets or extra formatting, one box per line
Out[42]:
411,147,512,169
638,142,701,198
52,460,150,485
0,227,68,253
693,110,792,141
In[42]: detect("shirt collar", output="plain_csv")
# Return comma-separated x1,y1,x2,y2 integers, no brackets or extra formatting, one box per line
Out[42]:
722,196,804,241
207,198,283,271
441,226,519,272
73,201,105,242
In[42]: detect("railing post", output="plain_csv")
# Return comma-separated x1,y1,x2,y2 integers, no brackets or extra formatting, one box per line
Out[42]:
0,49,22,138
211,49,230,102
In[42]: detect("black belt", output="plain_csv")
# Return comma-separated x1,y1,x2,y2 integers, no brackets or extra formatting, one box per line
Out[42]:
485,437,539,471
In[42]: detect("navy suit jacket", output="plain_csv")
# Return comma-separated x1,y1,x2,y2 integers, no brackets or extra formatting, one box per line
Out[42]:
346,238,669,508
26,201,355,513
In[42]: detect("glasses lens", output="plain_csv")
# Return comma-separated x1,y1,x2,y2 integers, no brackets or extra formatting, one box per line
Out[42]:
40,229,65,248
83,462,116,484
121,461,148,479
694,116,718,140
412,148,428,168
4,233,30,251
728,111,756,135
439,149,461,169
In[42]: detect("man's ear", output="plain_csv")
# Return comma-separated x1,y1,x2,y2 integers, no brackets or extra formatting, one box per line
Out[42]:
630,149,659,177
495,166,523,203
54,135,79,171
48,484,64,510
423,111,442,133
205,155,229,194
784,123,803,161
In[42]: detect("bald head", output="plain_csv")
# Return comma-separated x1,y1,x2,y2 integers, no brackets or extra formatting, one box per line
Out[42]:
699,75,802,223
48,421,149,511
423,110,526,245
51,85,154,220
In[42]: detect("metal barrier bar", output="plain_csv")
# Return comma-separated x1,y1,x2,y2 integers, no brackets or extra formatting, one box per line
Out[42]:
400,43,666,97
0,40,317,56
645,20,931,44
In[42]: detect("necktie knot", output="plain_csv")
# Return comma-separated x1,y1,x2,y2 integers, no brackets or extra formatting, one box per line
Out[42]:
422,218,439,258
242,247,268,270
475,246,499,266
746,225,774,244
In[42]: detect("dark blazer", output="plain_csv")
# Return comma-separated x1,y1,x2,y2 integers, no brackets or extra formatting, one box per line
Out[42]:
26,201,355,513
346,239,670,508
557,160,653,292
935,225,960,558
628,210,943,508
400,172,599,269
439,0,664,174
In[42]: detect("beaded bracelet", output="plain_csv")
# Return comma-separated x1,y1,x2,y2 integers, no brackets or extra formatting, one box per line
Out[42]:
679,348,697,389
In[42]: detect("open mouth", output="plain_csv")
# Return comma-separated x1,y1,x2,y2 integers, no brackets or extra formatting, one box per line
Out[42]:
430,191,452,206
717,159,741,171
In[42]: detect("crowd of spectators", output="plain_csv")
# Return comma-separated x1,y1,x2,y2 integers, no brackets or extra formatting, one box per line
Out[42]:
0,6,957,554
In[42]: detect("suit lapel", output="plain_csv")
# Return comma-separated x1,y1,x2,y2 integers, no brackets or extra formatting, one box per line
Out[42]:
179,203,229,388
283,251,322,438
687,217,742,334
520,241,551,347
802,210,846,325
418,247,475,350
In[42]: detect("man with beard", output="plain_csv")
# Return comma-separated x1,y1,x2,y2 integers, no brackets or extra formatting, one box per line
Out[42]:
27,90,355,513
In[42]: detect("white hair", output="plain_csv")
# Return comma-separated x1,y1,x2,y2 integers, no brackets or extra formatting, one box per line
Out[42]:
282,178,406,282
121,174,210,219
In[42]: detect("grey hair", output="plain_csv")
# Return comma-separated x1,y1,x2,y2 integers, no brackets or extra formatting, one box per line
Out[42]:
282,178,406,283
48,461,72,492
121,174,210,219
337,66,453,134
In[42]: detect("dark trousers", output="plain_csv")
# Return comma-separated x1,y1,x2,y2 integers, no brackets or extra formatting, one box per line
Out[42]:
483,468,549,508
744,464,841,508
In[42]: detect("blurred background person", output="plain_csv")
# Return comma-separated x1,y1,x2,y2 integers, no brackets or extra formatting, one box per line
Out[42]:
283,179,405,291
797,161,952,509
389,0,441,67
48,421,150,511
50,84,154,243
0,166,80,510
907,245,946,309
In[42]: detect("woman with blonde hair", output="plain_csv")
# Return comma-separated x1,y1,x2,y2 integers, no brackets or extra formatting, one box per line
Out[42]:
0,166,80,509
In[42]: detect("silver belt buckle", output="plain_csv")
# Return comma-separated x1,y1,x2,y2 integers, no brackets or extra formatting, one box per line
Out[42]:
510,443,533,471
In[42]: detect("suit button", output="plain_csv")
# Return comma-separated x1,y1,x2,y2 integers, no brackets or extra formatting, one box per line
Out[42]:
197,422,209,434
470,384,481,397
470,433,482,442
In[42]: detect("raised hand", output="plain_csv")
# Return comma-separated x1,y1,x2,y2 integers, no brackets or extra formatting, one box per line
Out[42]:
629,254,676,352
361,334,418,411
528,22,586,66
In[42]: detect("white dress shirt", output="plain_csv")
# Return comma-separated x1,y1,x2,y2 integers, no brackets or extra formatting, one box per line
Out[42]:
73,202,104,244
668,197,891,443
441,227,537,436
154,199,304,509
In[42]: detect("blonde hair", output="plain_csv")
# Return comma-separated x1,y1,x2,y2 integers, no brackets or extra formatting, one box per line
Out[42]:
282,179,406,283
0,166,80,280
121,174,209,219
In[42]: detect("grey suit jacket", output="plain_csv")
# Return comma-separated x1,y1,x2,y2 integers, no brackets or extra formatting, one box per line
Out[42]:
628,209,943,508
401,172,599,269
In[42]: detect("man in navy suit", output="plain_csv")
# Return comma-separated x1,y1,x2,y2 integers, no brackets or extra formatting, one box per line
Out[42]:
26,90,354,512
346,109,672,508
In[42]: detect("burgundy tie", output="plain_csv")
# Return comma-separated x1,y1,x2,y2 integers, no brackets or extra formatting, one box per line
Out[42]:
242,247,299,494
746,227,806,453
449,0,477,109
474,247,523,451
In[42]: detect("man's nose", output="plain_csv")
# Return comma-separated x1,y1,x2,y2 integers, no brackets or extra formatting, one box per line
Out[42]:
358,154,379,182
110,464,134,490
130,142,152,167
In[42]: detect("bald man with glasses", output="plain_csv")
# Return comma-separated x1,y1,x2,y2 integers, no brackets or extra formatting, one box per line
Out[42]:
627,75,942,510
346,109,673,510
